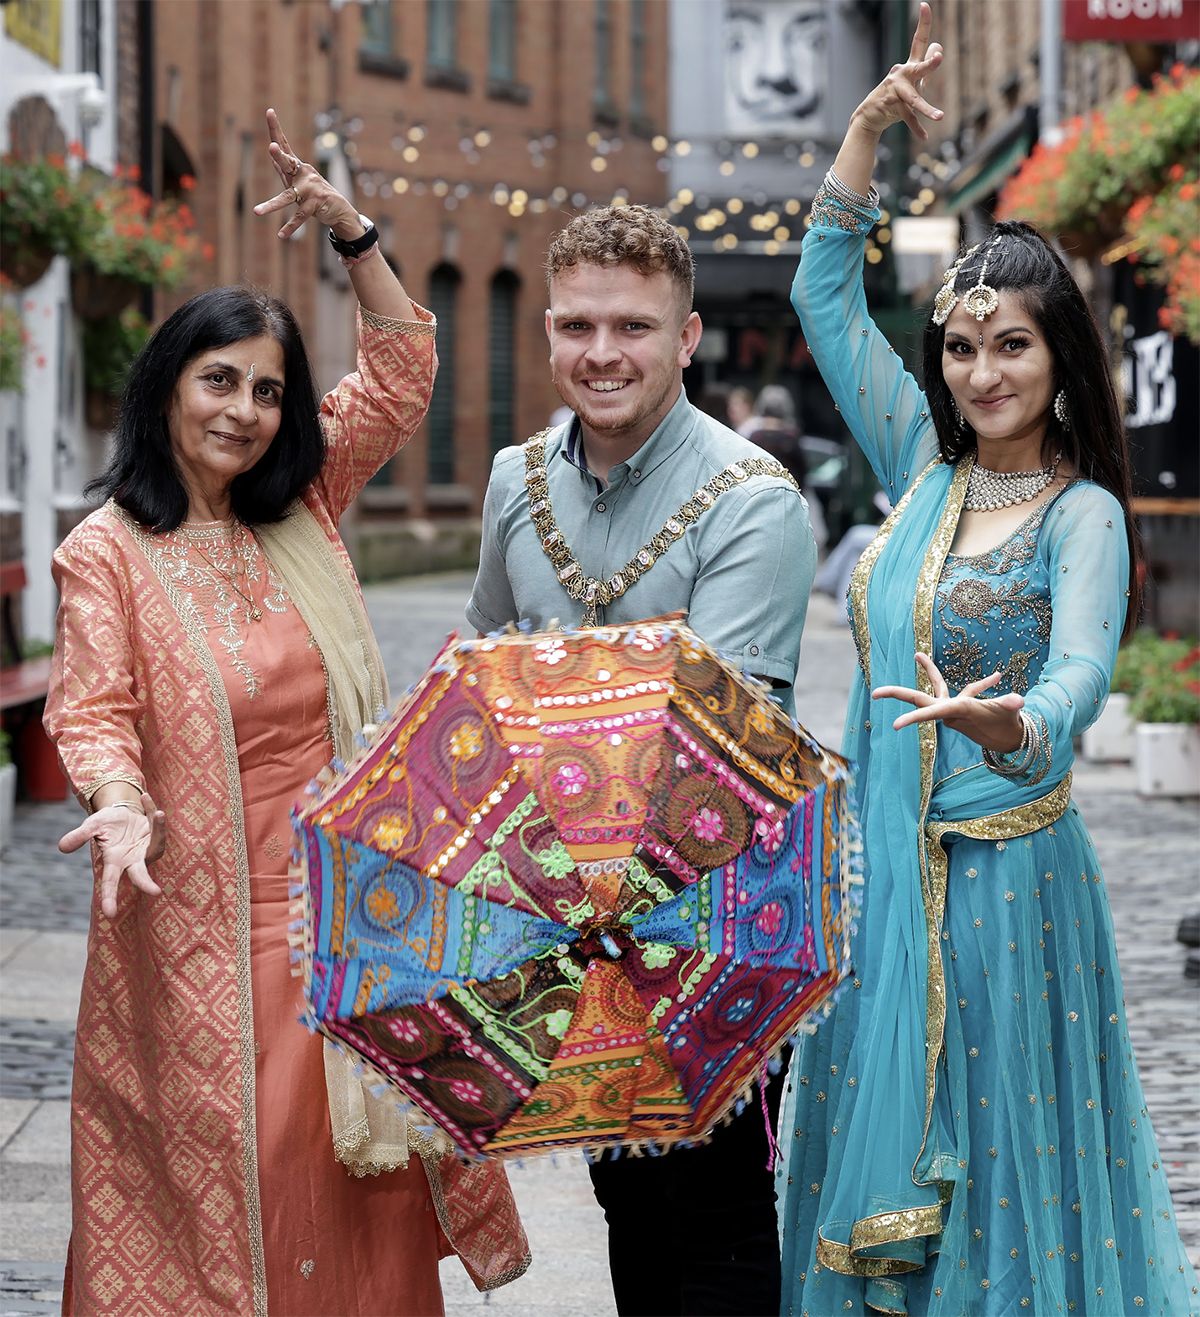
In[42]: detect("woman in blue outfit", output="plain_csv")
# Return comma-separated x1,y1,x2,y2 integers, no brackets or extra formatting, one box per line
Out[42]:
775,7,1198,1314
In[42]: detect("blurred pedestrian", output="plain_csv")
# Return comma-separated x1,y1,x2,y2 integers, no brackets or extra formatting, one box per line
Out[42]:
727,382,758,436
44,109,527,1316
745,385,828,550
467,203,817,1316
775,8,1199,1315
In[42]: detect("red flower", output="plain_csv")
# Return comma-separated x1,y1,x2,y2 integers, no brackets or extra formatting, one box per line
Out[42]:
179,174,196,191
67,141,86,159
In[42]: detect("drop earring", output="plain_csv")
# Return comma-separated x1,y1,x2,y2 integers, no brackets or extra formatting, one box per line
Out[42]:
953,401,967,433
1053,390,1071,432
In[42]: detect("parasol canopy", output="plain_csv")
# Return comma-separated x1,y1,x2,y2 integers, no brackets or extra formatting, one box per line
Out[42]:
295,617,857,1159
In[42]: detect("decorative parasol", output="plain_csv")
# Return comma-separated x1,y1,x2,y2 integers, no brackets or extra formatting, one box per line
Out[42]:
294,617,857,1159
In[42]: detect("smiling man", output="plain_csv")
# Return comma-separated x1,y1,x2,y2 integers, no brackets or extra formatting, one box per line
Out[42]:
467,205,816,1316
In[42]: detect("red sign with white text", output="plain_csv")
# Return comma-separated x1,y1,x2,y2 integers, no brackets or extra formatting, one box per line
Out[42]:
1064,0,1200,41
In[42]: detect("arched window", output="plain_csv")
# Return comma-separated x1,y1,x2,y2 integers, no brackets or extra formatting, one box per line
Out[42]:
427,264,461,485
488,271,519,456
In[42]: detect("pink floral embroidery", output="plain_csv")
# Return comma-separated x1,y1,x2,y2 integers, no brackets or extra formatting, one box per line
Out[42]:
755,902,784,938
388,1017,422,1043
554,763,589,796
691,807,725,843
754,816,786,854
449,1077,485,1106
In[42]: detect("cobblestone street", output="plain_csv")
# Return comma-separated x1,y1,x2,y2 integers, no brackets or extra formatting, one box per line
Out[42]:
1,574,1196,1315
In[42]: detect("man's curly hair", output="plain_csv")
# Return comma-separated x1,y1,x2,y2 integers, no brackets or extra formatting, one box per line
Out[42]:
546,205,695,316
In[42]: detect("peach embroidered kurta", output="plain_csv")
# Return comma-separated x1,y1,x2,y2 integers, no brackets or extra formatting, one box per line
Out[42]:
46,307,530,1315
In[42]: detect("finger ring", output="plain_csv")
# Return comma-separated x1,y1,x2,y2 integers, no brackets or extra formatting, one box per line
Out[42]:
289,186,302,205
287,154,302,175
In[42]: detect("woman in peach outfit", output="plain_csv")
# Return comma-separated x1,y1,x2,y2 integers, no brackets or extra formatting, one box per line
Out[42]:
44,111,528,1315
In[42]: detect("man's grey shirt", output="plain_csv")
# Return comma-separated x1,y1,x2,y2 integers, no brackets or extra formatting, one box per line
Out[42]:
466,390,817,710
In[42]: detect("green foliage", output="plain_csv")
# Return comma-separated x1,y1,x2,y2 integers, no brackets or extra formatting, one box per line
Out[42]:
0,297,24,392
1127,639,1200,724
0,151,98,260
1111,630,1191,695
81,309,151,398
0,729,10,768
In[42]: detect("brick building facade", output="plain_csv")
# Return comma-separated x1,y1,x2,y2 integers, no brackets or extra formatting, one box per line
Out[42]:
145,0,669,574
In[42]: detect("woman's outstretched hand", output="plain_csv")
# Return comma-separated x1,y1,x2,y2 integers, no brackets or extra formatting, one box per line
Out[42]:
852,2,944,141
252,107,361,242
873,652,1025,752
58,793,166,920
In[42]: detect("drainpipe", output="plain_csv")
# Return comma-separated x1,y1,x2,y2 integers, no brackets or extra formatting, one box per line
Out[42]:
1040,0,1063,145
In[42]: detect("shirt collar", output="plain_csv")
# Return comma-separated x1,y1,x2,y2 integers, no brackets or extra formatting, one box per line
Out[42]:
558,388,697,488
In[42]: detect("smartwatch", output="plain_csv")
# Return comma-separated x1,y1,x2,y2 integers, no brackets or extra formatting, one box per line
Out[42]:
328,215,380,259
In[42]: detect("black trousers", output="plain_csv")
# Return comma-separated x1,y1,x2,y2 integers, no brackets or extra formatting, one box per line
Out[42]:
587,1064,786,1317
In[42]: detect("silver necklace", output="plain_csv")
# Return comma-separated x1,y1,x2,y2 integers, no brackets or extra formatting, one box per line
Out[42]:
963,452,1061,512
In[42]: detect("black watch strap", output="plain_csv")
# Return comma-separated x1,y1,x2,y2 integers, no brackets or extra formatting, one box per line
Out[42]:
328,215,379,258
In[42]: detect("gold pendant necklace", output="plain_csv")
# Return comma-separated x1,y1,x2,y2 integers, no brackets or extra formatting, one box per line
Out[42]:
522,430,800,627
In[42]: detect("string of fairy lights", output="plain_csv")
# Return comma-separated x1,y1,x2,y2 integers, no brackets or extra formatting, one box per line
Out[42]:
315,108,962,256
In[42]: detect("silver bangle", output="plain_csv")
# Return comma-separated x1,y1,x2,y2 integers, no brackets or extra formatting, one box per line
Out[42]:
825,168,880,212
983,711,1037,777
99,800,146,815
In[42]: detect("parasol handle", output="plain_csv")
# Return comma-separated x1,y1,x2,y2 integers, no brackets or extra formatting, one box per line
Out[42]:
598,931,623,959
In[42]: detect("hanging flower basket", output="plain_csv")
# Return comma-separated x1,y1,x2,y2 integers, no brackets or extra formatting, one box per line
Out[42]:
0,243,55,290
71,264,141,320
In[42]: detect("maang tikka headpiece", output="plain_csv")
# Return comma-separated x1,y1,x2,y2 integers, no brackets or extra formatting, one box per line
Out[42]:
932,232,1005,326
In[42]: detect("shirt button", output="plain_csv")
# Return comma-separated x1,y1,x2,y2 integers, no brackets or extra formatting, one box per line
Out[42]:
632,469,642,479
749,644,760,657
595,501,606,513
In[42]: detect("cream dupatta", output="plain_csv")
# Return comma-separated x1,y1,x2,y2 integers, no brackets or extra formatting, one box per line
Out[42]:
258,501,412,1175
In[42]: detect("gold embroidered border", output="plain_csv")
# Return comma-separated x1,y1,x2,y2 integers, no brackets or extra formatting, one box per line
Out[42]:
909,458,971,1196
847,459,940,687
815,1200,942,1277
113,504,268,1317
78,770,145,803
522,430,800,624
360,305,436,336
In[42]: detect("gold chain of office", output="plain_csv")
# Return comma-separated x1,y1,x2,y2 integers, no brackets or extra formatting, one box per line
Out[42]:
522,429,800,627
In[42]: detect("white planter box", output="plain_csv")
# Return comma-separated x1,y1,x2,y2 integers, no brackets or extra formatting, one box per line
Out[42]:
1082,692,1135,763
1134,722,1200,798
0,763,15,852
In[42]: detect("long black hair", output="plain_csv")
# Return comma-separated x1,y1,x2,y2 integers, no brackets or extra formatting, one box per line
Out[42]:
921,219,1142,633
86,286,325,531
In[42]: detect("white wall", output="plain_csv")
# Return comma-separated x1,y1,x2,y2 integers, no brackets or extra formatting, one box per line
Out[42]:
1,0,119,644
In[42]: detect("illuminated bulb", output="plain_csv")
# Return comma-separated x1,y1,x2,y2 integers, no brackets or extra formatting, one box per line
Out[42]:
393,178,409,193
764,240,780,256
432,180,449,197
511,189,528,205
877,227,891,244
474,130,492,148
727,197,744,214
675,140,691,156
799,151,815,168
910,199,926,214
719,161,735,176
590,157,607,172
773,226,790,242
677,187,694,205
784,198,801,215
652,135,669,152
587,131,602,147
508,201,525,217
866,247,883,264
408,125,426,142
402,146,419,163
918,187,935,204
741,142,759,159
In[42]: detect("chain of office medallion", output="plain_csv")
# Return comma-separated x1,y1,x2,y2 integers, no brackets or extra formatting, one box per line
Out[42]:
522,430,800,621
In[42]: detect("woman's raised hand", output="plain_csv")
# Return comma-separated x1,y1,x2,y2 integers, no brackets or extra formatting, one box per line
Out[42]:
58,792,166,920
852,2,944,141
872,652,1026,753
252,108,361,241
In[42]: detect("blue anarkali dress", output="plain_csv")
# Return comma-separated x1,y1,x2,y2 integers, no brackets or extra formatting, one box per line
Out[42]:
775,181,1199,1316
